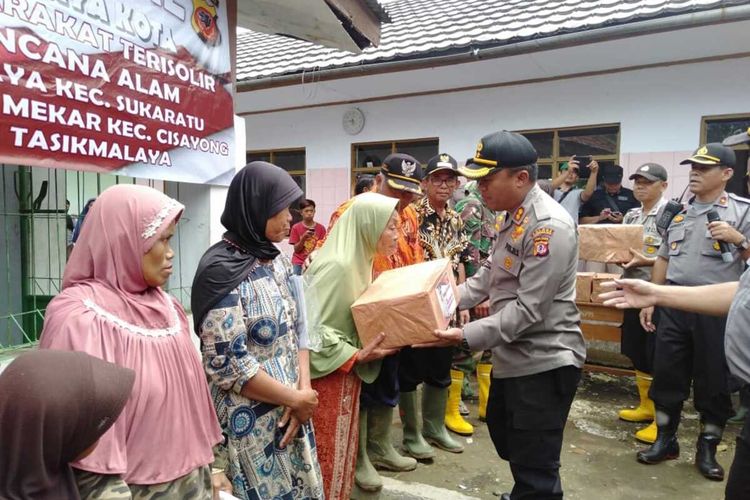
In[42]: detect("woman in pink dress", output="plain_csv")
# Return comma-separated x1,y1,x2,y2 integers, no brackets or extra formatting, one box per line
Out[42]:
39,184,224,499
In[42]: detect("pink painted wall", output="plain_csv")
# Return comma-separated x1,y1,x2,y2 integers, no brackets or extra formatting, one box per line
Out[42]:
619,150,694,201
305,167,352,229
276,166,351,259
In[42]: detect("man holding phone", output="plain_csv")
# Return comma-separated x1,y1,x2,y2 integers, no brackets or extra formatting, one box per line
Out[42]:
580,164,639,224
541,156,599,222
289,199,327,275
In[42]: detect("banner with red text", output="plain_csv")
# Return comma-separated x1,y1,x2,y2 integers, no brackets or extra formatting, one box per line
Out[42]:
0,0,235,185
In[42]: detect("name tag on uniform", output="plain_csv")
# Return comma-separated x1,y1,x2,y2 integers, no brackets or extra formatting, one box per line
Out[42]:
618,196,628,201
505,243,520,256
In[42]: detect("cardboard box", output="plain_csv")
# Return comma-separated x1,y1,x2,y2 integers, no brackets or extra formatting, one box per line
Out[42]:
576,272,595,303
578,224,644,263
351,258,459,349
591,273,622,303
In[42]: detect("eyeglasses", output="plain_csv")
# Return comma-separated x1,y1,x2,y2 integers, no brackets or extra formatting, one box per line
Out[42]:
428,176,458,187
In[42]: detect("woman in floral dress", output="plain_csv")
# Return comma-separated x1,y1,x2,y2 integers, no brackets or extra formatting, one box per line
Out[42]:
192,162,323,500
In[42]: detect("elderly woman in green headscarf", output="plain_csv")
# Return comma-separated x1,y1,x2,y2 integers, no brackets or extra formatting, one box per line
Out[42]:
305,192,400,500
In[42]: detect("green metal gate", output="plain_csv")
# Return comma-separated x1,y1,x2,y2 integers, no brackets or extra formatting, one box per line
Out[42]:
1,164,191,352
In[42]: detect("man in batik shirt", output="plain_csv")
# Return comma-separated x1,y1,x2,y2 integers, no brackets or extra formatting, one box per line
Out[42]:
399,154,473,456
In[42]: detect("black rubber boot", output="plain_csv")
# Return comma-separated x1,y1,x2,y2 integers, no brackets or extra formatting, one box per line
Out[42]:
637,410,680,465
695,433,725,481
637,430,679,464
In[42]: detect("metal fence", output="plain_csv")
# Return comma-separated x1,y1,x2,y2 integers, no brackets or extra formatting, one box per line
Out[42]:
0,164,191,351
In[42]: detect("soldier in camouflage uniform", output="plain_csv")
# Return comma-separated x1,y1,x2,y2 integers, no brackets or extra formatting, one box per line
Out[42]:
456,181,505,277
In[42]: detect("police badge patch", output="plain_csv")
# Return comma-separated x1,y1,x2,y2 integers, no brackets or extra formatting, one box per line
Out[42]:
533,238,549,257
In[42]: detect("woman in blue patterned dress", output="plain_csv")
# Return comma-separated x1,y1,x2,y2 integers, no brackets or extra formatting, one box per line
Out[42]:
192,162,324,500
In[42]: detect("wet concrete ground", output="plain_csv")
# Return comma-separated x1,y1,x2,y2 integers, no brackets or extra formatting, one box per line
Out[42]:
357,371,740,500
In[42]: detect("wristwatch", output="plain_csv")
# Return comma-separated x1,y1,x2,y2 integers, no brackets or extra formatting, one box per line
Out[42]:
736,236,750,251
460,329,470,351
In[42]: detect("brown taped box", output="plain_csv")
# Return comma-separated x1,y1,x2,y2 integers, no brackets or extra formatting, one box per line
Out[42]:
576,272,595,303
578,224,644,263
351,258,459,349
591,273,622,303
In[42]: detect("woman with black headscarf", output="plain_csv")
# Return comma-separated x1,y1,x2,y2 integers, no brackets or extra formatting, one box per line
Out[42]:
191,162,324,500
0,350,134,499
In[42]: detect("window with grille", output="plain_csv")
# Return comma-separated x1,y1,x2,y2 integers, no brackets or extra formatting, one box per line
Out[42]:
351,138,439,195
701,114,750,197
517,124,621,181
247,149,306,193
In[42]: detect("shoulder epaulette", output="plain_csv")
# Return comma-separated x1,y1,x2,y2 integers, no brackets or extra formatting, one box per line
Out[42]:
728,193,750,204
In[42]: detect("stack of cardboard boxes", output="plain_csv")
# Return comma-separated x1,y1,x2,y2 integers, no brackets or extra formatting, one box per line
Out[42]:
576,224,643,345
576,224,644,305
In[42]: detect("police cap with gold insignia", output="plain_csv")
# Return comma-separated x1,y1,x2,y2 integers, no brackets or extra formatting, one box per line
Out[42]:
425,153,459,176
679,143,736,168
459,131,538,179
723,127,750,147
381,153,423,195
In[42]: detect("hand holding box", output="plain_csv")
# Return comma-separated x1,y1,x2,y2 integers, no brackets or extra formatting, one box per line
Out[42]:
351,258,459,349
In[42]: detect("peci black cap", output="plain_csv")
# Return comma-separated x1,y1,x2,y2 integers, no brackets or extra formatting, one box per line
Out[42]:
381,153,423,195
723,128,750,147
425,153,459,176
459,131,538,179
629,163,668,182
680,143,736,168
601,164,624,184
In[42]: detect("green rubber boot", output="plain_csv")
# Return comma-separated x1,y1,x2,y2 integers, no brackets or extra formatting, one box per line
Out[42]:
422,384,464,453
399,391,436,460
367,404,418,471
354,409,383,492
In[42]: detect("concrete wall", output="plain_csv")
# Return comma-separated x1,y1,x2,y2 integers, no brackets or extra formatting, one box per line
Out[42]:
241,56,750,225
237,17,750,226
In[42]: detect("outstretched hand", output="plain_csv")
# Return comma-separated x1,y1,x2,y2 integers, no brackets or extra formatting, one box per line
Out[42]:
598,279,659,332
412,327,463,348
598,279,659,309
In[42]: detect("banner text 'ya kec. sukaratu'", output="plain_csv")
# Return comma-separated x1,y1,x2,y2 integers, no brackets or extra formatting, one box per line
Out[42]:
0,0,235,185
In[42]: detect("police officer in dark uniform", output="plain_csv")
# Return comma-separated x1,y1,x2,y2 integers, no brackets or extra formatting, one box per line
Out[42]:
637,143,750,481
421,131,586,499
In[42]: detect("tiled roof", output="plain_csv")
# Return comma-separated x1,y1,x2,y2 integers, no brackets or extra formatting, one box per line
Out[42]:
236,0,746,83
363,0,392,23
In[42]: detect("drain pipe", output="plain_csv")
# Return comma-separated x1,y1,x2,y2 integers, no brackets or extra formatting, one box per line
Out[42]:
237,3,750,92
